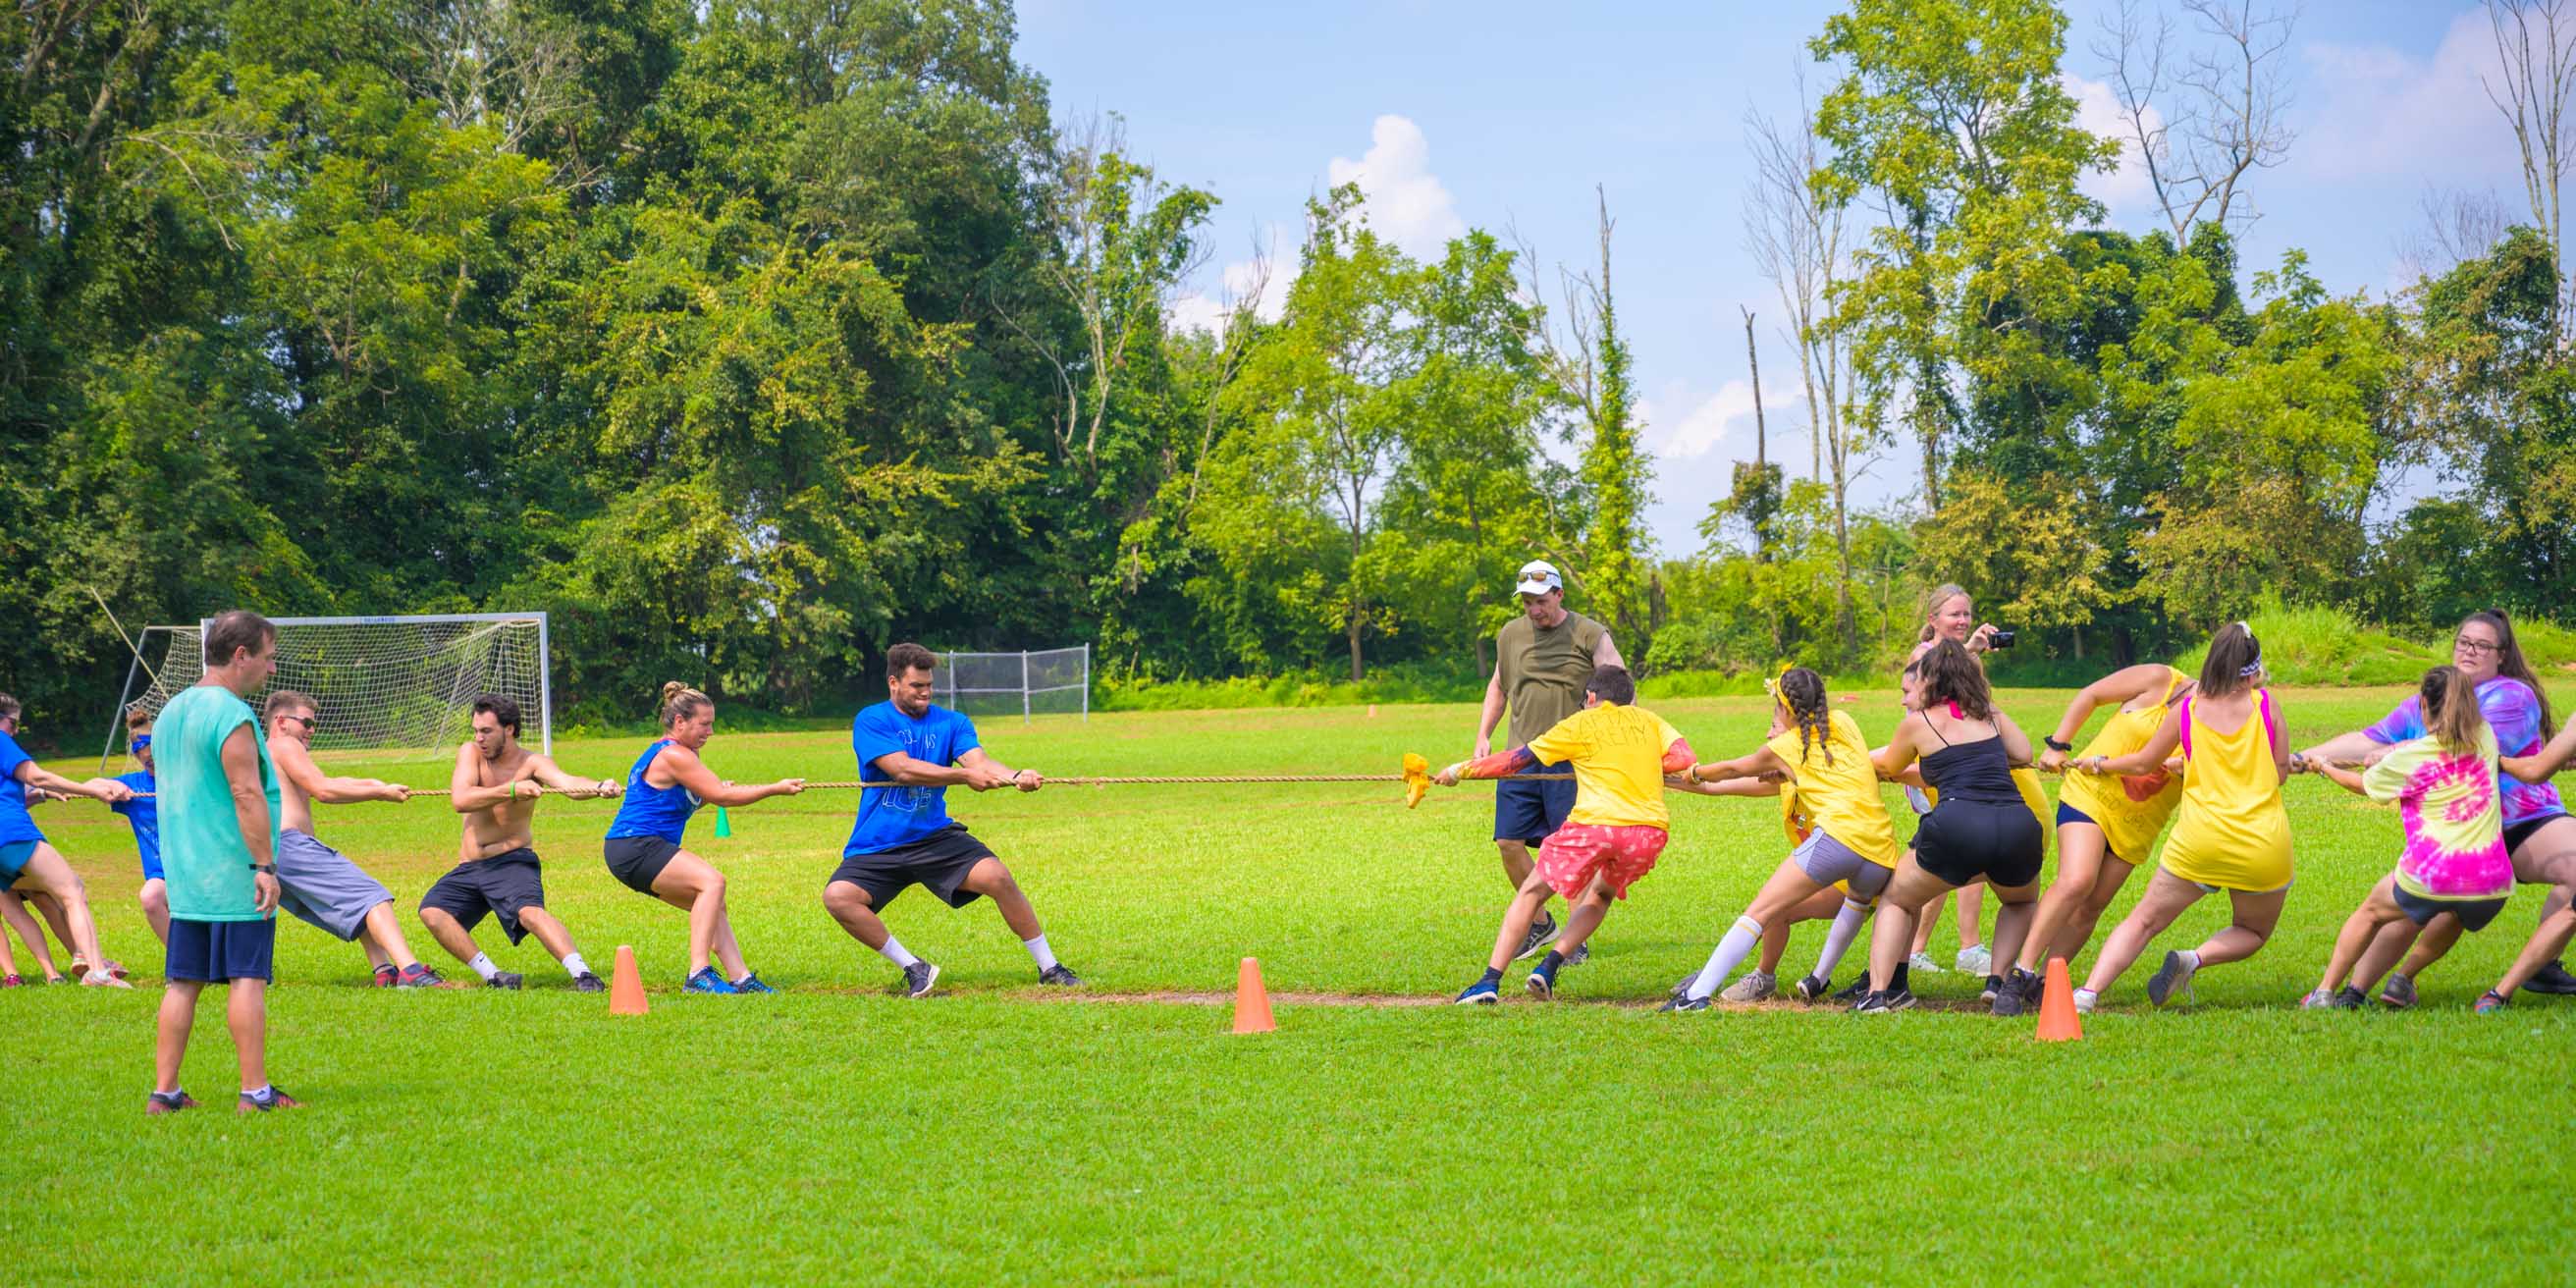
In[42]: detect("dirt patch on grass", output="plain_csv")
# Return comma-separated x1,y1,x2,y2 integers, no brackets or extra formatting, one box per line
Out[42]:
1013,988,2008,1014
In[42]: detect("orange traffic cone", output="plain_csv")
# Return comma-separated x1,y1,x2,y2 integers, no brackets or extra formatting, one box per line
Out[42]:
2035,956,2081,1043
1232,956,1275,1034
609,944,649,1016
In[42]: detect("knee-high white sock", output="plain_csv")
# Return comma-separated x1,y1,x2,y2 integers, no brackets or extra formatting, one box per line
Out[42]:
877,935,920,969
1688,916,1765,1000
1022,933,1057,972
1812,901,1872,981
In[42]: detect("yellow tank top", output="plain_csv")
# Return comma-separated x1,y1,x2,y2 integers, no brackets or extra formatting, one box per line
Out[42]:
2160,690,2293,891
1766,711,1901,867
2057,667,2189,862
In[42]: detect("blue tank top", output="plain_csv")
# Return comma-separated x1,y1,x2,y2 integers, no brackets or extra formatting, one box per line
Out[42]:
605,740,700,842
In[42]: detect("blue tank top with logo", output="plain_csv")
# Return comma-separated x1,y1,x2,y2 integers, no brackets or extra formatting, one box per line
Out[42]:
605,739,700,842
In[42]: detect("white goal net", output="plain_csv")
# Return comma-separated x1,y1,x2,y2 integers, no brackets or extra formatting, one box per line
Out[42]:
106,613,550,765
931,646,1090,724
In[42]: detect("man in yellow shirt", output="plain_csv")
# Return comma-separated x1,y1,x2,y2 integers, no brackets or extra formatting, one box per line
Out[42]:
1435,665,1692,1003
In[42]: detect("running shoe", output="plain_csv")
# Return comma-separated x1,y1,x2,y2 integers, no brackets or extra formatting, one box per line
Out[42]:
1453,978,1499,1005
1513,914,1561,962
0,974,21,989
144,1090,198,1116
2330,985,2368,1010
80,969,130,989
237,1087,300,1113
1906,951,1944,975
2377,972,2418,1010
1657,991,1710,1013
2071,988,2098,1015
1569,942,1590,966
1956,943,1992,975
1720,970,1777,1003
1979,974,2004,1004
1525,961,1558,1000
1852,988,1915,1014
732,972,778,994
1992,969,2040,1017
684,966,736,994
487,971,525,991
1037,963,1085,988
2524,960,2576,994
1669,972,1698,1001
393,964,447,989
2145,949,2198,1007
2298,988,2334,1010
1794,973,1832,1003
2475,989,2510,1014
373,963,399,989
44,975,68,985
1832,975,1871,1002
569,971,607,993
902,961,940,998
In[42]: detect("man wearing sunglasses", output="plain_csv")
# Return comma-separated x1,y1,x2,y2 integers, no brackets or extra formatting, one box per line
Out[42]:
263,691,448,988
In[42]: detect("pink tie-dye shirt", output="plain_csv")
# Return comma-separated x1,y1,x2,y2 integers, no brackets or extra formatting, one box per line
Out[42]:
2361,727,2513,901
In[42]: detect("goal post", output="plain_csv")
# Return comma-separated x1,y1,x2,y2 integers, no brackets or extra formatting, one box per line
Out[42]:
930,645,1090,724
106,613,552,766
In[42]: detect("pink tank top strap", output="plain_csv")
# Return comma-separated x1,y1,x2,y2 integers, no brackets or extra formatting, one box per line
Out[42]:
1945,700,1963,720
2177,695,2194,760
2258,688,2277,749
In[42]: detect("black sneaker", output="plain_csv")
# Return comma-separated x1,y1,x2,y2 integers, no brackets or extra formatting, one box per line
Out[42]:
1852,988,1915,1014
902,961,939,998
1832,975,1871,1002
236,1086,300,1113
1569,942,1590,966
2329,984,2368,1010
1992,968,2040,1017
1980,973,2005,1004
1512,914,1561,962
1657,991,1710,1013
2525,960,2576,994
1037,963,1084,988
487,971,524,991
1794,973,1831,1003
569,972,607,993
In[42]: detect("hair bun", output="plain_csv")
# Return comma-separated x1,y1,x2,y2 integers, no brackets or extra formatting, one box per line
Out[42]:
660,680,689,704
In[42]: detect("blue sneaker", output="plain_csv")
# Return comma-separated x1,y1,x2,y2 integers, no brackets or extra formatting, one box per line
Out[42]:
1526,963,1557,1000
1454,978,1500,1005
684,966,736,994
730,972,776,994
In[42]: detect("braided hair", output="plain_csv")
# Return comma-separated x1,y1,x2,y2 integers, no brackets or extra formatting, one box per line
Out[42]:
1776,667,1834,767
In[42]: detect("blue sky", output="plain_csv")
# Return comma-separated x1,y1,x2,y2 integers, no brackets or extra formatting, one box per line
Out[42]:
1017,1,2530,554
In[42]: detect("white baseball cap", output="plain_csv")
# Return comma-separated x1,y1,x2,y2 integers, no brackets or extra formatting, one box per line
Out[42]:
1516,560,1563,596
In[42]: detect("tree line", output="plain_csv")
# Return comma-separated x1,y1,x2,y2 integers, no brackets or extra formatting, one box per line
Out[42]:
3,0,2570,740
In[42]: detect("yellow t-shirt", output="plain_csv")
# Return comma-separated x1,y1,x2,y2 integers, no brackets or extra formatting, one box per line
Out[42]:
1526,703,1686,831
1764,710,1901,867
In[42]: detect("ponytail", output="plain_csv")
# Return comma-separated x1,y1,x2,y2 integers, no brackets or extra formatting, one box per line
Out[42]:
2422,665,2488,758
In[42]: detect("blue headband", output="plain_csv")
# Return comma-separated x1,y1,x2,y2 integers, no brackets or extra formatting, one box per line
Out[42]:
132,733,151,751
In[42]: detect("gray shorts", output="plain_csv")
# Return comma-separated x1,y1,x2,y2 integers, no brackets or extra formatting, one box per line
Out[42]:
1794,830,1894,901
275,829,394,941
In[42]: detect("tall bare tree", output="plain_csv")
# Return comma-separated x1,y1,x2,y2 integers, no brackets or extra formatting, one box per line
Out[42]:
1744,86,1873,651
2483,0,2576,339
2397,186,2513,279
2093,0,2299,242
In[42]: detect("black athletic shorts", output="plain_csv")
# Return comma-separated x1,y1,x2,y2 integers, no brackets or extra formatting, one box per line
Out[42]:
828,824,996,911
1913,800,2044,888
604,835,683,895
2503,813,2565,855
420,849,547,945
2392,884,2508,933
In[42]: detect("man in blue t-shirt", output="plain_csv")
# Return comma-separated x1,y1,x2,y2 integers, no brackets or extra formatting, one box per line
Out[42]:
824,642,1083,997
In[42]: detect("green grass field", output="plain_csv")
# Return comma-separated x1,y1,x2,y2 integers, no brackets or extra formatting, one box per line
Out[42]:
10,686,2575,1283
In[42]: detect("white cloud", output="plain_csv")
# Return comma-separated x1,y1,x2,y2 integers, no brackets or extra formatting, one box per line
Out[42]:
1167,226,1291,335
1325,114,1468,257
2065,73,2161,219
1638,380,1765,459
2297,10,2523,185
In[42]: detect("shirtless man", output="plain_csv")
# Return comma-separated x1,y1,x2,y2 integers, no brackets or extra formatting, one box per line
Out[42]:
262,690,447,988
420,694,617,991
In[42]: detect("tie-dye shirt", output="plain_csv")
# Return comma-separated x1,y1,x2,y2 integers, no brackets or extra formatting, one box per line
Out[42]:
2364,676,2564,829
2361,726,2513,901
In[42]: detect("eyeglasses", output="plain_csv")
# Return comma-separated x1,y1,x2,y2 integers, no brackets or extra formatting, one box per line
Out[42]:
2454,636,2502,656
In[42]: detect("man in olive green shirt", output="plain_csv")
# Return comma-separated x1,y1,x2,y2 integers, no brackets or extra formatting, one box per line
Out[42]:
1474,560,1623,959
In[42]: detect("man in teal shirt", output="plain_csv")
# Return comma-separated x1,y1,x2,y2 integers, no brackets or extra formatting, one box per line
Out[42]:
147,610,296,1116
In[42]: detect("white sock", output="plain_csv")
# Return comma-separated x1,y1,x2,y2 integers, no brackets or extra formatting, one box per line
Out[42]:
561,952,591,979
465,952,500,982
1813,902,1871,981
877,935,920,969
1023,933,1057,972
2177,948,2201,971
1688,916,1764,1000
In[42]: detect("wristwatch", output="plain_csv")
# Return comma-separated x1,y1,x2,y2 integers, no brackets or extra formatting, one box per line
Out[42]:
2043,736,2072,753
248,863,277,875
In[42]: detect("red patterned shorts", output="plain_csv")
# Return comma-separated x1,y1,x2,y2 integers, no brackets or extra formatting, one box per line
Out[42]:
1536,824,1669,900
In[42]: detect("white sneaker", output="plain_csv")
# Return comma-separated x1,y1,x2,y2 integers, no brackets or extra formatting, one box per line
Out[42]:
2071,987,2097,1015
1906,950,1944,975
1719,970,1777,1003
1955,943,1992,975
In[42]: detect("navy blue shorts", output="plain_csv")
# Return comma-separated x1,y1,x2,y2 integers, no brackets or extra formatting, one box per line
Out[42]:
1492,762,1576,845
2392,885,2508,933
166,917,277,983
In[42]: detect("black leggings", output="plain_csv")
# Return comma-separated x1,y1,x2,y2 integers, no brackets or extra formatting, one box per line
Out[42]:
1914,800,2043,887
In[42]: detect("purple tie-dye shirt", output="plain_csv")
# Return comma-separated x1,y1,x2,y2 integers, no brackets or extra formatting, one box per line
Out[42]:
2364,676,2565,829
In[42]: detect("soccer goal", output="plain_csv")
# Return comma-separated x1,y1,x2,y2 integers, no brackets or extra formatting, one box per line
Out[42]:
104,613,551,766
931,645,1090,724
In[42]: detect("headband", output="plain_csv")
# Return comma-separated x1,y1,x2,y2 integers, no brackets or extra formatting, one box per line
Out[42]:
131,733,151,751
